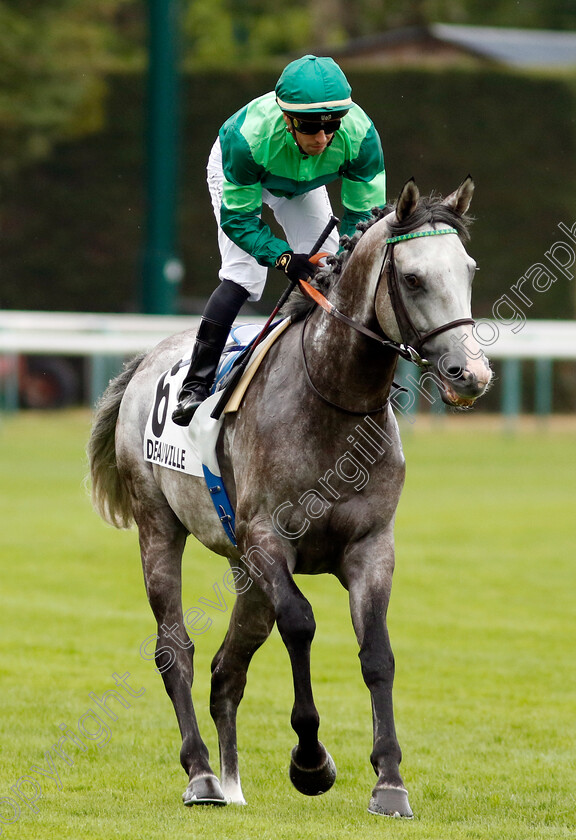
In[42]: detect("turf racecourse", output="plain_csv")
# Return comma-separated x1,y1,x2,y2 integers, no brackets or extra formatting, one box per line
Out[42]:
0,409,574,840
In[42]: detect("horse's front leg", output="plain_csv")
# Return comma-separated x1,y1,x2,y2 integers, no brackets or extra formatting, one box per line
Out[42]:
342,534,413,818
242,527,336,797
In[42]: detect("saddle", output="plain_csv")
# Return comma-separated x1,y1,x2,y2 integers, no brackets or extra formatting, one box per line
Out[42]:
213,323,267,390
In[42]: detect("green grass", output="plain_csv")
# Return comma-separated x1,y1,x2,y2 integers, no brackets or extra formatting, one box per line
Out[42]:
0,410,574,839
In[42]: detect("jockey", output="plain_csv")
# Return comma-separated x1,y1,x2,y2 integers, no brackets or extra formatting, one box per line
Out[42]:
172,54,386,425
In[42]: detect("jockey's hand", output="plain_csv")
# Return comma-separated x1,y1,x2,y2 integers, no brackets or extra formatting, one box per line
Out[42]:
275,251,317,282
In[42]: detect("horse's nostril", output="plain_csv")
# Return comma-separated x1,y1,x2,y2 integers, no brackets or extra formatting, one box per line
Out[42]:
445,364,464,380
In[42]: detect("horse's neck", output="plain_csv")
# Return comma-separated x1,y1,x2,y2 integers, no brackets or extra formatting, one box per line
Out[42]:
330,215,394,324
303,227,397,412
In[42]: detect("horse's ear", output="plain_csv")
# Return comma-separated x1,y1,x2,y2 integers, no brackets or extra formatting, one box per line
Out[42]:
443,175,474,215
395,177,419,221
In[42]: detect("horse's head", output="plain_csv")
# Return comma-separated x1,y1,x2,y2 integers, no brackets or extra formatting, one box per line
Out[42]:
375,177,492,408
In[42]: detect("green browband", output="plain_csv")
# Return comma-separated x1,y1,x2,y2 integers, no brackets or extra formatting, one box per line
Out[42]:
385,227,458,245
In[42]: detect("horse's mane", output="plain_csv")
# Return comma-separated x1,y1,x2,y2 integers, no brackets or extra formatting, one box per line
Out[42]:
281,193,472,321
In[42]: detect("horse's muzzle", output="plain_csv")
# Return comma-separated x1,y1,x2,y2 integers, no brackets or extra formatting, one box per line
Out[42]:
435,350,492,407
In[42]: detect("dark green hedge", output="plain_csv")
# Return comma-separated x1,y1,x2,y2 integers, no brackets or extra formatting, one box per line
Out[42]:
2,67,576,319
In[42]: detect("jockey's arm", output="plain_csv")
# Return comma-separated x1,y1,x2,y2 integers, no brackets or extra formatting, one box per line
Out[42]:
340,123,386,239
220,179,291,268
340,170,387,238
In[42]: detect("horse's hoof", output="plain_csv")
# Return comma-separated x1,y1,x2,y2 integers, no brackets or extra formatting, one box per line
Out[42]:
289,743,337,796
368,785,413,818
182,773,227,807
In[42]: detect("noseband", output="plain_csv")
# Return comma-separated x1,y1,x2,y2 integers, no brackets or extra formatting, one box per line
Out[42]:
382,228,475,365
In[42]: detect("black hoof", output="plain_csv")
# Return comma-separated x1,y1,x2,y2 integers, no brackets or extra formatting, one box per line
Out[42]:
182,774,227,807
289,743,337,796
368,785,413,818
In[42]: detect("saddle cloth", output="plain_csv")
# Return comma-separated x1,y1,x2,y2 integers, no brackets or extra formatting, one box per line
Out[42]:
143,318,291,545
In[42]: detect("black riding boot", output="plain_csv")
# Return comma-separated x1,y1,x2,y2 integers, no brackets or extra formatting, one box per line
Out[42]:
172,279,249,426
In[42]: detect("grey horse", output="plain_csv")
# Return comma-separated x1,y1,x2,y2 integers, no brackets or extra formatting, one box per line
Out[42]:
88,177,491,817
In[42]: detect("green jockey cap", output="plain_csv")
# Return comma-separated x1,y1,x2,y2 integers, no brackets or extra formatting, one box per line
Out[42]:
275,54,354,117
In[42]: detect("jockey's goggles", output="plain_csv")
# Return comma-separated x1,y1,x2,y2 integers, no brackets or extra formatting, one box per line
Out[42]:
289,115,343,135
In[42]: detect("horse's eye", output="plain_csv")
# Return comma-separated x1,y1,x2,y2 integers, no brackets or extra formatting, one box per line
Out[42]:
403,273,420,290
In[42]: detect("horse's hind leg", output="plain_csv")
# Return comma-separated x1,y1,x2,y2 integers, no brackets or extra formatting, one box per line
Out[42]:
209,576,276,804
137,508,226,806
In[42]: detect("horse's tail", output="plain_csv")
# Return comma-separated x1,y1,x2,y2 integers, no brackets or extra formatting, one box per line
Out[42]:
87,354,145,529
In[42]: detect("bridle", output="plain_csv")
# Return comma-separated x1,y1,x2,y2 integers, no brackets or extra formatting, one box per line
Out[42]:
298,225,475,413
382,227,475,365
300,226,475,368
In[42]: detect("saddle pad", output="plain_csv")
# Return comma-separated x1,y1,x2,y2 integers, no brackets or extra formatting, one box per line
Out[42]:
144,377,223,478
143,316,291,477
143,317,291,546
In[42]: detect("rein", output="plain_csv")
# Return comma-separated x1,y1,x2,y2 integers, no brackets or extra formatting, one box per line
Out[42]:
297,225,475,413
300,312,390,415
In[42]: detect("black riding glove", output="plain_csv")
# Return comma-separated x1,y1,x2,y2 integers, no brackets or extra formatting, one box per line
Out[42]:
275,251,317,283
